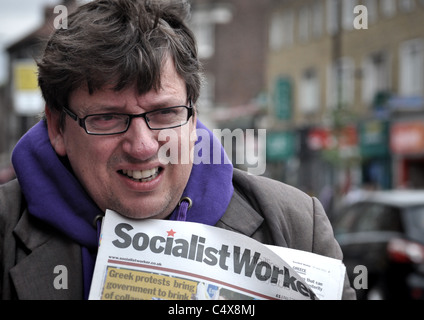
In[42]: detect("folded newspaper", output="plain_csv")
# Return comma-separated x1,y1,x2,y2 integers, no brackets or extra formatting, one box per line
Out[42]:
88,210,346,300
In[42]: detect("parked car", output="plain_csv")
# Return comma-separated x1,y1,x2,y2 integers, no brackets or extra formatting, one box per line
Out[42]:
333,190,424,300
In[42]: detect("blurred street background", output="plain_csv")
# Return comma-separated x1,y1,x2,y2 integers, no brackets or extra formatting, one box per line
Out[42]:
1,0,424,299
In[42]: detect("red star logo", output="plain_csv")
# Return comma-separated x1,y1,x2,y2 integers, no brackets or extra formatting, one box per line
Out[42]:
167,229,176,237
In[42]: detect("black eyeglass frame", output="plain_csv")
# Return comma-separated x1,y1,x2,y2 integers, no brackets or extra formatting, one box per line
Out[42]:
62,102,194,136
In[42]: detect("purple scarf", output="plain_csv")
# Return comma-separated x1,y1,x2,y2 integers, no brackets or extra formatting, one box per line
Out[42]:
11,119,233,299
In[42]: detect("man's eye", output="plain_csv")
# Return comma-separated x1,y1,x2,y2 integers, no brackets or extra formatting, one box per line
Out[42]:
158,109,176,116
102,115,117,121
93,114,121,122
87,114,127,129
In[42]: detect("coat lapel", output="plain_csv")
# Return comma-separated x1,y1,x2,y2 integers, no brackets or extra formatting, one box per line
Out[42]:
216,188,275,244
10,211,84,300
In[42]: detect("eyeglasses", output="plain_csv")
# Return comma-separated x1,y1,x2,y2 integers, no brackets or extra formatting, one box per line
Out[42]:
63,103,194,136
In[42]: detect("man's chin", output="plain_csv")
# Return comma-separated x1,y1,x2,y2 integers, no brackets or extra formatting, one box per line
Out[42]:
109,201,175,220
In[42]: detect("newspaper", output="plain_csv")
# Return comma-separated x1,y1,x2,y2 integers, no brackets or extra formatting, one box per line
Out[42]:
88,210,345,300
266,246,345,300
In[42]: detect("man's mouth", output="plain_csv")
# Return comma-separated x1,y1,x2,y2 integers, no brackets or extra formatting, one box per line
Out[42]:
119,167,162,182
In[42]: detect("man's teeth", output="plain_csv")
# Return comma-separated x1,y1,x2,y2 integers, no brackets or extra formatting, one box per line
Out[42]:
122,168,159,182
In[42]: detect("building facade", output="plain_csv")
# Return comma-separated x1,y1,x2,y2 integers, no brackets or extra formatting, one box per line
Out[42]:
2,0,424,194
189,0,271,174
265,0,424,200
189,0,271,124
0,0,79,183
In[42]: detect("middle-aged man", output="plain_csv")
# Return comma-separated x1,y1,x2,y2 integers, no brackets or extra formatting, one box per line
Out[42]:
0,0,356,300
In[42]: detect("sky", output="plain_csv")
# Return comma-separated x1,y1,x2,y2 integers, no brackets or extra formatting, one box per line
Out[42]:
0,0,75,84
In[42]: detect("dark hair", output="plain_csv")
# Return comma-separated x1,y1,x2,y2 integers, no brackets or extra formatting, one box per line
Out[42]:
37,0,202,118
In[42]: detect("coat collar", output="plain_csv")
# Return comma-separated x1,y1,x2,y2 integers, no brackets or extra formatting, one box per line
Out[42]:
216,169,288,247
10,210,84,300
215,186,276,245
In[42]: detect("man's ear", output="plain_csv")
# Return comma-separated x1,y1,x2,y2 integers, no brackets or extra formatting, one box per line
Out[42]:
45,106,67,156
191,106,198,141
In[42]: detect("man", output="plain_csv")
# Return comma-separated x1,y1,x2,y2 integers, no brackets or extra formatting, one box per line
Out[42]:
0,0,356,299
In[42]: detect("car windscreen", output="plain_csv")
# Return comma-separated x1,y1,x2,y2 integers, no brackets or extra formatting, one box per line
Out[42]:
404,206,424,243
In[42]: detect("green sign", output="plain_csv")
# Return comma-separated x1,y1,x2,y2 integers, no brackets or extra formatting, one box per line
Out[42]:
359,120,389,158
266,132,295,161
274,77,292,120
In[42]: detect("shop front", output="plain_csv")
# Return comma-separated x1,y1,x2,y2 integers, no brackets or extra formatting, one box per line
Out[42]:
359,120,391,190
391,121,424,188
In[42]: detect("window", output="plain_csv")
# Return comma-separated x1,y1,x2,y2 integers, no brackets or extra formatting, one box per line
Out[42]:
342,0,358,30
399,39,424,97
299,1,324,42
405,206,424,243
351,204,402,232
190,5,233,59
327,57,355,109
377,207,403,232
381,0,397,18
298,5,311,43
269,10,294,51
362,52,391,105
299,68,320,114
191,12,215,59
399,0,415,12
333,203,365,234
312,1,324,39
270,12,284,51
326,0,340,35
364,0,378,24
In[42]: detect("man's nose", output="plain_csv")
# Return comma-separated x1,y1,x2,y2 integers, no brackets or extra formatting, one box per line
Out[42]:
121,117,159,160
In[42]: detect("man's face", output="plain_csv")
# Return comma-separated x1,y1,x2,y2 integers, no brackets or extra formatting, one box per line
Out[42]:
47,57,197,219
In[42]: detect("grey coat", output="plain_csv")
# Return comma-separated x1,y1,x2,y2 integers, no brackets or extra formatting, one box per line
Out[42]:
0,168,356,300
